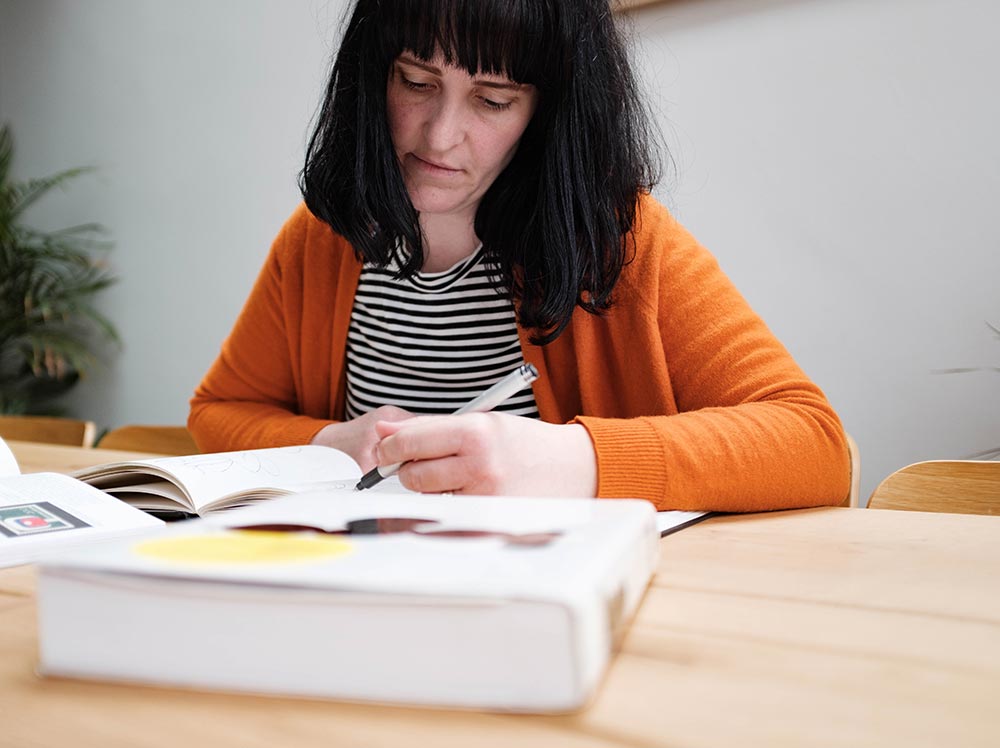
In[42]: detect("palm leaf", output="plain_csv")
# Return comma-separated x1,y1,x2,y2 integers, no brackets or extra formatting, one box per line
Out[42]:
0,121,119,414
5,168,96,220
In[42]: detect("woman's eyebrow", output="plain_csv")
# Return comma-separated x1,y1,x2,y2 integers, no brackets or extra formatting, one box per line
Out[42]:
397,54,526,91
397,54,441,74
475,80,526,92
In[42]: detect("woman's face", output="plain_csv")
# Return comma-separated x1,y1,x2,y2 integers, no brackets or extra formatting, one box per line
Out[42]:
386,51,539,222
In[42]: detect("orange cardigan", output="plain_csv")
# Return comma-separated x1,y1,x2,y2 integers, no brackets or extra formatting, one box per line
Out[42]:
189,195,849,511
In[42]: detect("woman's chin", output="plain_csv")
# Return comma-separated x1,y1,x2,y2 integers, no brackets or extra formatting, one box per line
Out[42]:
408,192,477,218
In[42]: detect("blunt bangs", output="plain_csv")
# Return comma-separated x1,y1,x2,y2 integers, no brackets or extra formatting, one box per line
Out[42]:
379,0,561,88
302,0,661,344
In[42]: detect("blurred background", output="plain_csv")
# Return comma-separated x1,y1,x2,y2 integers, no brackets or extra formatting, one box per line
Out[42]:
1,0,997,502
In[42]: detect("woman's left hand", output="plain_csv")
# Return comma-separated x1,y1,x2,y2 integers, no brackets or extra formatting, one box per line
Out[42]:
373,413,598,497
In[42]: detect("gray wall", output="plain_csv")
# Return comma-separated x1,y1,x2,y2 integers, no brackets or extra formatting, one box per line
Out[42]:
1,0,998,502
0,0,339,429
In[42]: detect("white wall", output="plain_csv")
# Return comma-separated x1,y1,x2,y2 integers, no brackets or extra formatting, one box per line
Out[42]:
1,0,998,501
0,0,342,426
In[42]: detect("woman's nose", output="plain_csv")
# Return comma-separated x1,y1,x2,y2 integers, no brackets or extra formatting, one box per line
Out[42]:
423,98,466,152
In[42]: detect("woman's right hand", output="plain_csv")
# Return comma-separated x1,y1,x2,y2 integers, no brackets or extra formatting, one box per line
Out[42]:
309,406,413,471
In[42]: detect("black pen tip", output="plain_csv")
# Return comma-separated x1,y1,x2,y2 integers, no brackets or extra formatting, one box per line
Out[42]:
354,468,382,491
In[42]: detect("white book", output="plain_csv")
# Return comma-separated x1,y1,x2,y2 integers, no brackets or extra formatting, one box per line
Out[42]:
0,471,164,568
0,435,164,568
37,491,659,712
0,436,19,477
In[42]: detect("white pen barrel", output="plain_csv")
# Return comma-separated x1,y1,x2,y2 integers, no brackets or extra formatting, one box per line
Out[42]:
454,363,539,415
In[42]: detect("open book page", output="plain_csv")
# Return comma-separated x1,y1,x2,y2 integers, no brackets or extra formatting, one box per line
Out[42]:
0,472,163,568
73,445,365,515
656,510,711,537
0,437,19,478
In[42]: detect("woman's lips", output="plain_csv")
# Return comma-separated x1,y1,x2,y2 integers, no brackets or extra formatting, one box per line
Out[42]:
410,154,462,175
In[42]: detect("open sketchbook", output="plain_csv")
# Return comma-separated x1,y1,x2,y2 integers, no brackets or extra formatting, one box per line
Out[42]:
72,445,377,517
37,491,659,712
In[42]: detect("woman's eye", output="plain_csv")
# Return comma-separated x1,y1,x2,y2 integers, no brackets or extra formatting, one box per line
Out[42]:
402,77,430,91
480,97,513,112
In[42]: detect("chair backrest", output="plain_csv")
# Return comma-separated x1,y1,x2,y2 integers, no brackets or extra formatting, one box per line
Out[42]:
845,433,861,508
0,415,97,448
96,425,199,456
867,460,1000,515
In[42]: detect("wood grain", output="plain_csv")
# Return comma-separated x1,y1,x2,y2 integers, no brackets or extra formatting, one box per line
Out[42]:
96,425,198,456
0,416,96,448
868,460,1000,515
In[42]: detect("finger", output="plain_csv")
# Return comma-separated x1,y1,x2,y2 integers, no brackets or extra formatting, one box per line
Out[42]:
377,417,477,466
372,405,415,423
373,415,440,439
398,455,474,495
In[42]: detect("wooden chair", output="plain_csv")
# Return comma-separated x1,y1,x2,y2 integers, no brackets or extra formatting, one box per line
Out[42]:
96,424,199,456
845,433,861,508
867,460,1000,515
0,414,97,448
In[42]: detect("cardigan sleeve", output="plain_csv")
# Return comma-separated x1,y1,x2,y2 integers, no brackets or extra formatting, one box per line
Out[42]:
573,198,850,512
187,206,339,453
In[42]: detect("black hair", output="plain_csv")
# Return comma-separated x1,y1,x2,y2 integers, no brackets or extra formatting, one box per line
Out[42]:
300,0,659,344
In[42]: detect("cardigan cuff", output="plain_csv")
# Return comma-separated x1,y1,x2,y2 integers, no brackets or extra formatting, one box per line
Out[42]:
573,416,668,504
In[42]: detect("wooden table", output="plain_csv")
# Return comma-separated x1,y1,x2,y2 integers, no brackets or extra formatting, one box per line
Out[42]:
5,439,163,475
3,441,999,747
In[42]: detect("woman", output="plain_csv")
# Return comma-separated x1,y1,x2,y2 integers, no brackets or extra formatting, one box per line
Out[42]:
189,0,850,511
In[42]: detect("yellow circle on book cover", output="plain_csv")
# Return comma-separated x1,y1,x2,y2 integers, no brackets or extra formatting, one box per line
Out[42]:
133,531,353,565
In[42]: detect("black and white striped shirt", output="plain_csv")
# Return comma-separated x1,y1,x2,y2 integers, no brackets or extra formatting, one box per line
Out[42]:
344,244,540,420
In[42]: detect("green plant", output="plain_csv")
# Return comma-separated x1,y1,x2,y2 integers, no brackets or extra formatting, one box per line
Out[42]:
0,123,118,415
